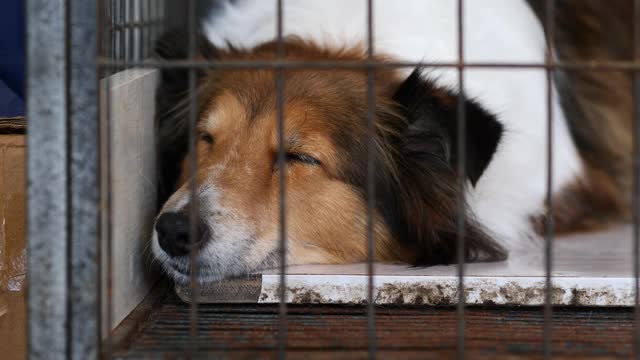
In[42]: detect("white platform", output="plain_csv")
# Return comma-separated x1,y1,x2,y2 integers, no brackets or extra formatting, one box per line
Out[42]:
178,225,638,306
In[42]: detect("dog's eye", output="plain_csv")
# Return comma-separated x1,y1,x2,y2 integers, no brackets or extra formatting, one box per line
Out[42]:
199,132,214,145
285,153,321,165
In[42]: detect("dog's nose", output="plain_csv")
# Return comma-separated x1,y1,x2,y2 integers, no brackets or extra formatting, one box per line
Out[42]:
155,212,208,257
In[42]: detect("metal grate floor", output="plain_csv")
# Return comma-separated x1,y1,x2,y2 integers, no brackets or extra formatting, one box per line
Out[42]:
112,284,634,359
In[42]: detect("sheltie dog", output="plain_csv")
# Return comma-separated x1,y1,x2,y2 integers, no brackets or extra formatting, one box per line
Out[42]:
151,0,633,284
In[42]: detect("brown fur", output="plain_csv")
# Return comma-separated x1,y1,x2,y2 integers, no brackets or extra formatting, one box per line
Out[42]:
177,40,411,263
155,33,507,267
528,0,634,234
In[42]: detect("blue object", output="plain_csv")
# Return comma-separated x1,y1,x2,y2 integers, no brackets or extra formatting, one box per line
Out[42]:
0,0,25,117
0,79,24,118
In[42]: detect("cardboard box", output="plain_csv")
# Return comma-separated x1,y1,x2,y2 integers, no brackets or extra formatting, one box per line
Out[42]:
0,117,26,360
0,118,26,292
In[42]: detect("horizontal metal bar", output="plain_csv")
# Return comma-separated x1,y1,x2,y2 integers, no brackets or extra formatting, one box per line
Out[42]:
97,58,640,70
108,20,163,31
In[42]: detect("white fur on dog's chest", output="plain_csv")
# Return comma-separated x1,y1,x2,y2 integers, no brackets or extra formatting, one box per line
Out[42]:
202,0,582,252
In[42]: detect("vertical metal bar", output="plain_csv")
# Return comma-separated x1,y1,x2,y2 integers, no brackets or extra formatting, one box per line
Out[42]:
96,0,106,352
102,0,118,358
365,0,377,359
276,1,288,358
98,0,116,357
137,0,142,60
69,0,100,358
26,0,69,358
543,0,555,358
132,0,138,61
115,0,124,60
103,9,115,360
633,0,640,356
102,56,114,360
111,0,116,60
144,0,150,59
111,0,116,62
127,0,133,61
455,0,466,359
120,0,126,62
123,0,129,61
187,0,200,356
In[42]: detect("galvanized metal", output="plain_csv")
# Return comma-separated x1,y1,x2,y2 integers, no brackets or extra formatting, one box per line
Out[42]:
276,1,288,358
69,0,100,359
26,0,69,359
365,0,377,358
455,0,466,358
23,0,640,358
187,0,200,355
633,0,640,356
97,58,640,71
543,1,556,358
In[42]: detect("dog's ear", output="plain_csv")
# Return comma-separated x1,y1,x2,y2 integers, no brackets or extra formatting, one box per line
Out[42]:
392,69,503,186
153,30,218,209
372,69,507,265
153,29,218,96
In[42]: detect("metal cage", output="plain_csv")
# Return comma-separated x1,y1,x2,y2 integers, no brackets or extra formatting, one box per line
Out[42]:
25,0,640,358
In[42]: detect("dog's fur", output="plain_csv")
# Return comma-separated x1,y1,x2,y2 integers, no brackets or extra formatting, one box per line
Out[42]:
151,0,631,284
527,0,634,233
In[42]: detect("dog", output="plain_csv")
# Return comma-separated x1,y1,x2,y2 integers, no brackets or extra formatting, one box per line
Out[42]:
151,0,632,284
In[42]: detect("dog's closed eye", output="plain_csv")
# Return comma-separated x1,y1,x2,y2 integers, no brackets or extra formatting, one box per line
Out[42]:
273,152,321,172
286,153,321,165
199,132,214,145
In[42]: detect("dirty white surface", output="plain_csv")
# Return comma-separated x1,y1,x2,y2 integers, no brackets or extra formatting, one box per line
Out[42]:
256,225,636,306
101,68,159,331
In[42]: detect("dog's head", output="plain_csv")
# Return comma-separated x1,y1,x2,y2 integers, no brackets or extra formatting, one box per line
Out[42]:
152,32,507,284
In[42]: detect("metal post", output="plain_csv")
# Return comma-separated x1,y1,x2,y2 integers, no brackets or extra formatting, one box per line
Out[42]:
69,0,100,359
26,0,68,359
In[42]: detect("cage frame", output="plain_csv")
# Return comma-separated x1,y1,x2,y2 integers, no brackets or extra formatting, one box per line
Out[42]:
24,0,640,359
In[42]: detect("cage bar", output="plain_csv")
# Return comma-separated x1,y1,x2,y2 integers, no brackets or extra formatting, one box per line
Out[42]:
99,3,118,360
633,0,640,356
455,0,467,359
96,58,640,71
276,1,288,358
365,1,377,358
187,0,200,355
26,0,69,358
543,0,556,358
101,30,114,360
23,1,640,358
69,0,100,359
